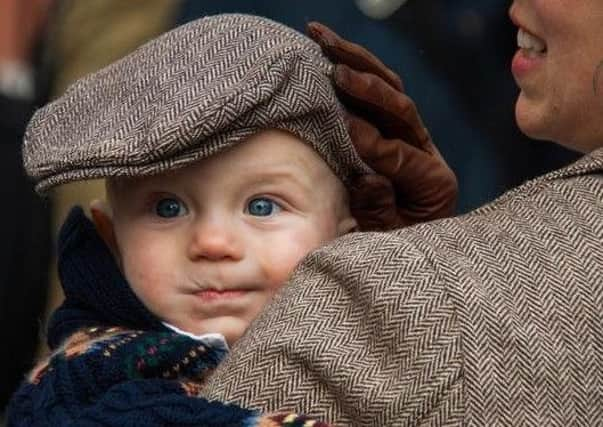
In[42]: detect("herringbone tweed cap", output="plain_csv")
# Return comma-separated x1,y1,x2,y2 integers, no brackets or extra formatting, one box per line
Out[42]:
23,14,370,193
201,148,603,426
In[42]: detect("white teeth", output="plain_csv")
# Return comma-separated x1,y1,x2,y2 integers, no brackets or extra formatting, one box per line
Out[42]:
517,28,546,53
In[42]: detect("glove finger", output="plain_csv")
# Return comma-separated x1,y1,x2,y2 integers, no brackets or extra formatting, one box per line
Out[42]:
347,112,421,174
382,140,458,221
349,174,409,230
305,21,403,91
354,167,457,225
336,65,433,153
347,115,458,220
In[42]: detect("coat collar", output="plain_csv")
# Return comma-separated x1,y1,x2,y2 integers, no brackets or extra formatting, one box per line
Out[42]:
542,145,603,181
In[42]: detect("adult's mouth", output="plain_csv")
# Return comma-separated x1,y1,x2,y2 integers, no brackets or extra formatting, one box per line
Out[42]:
509,12,548,80
511,29,547,80
509,8,547,57
516,27,547,56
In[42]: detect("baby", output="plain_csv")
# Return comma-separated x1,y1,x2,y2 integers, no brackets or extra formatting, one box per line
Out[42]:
8,13,373,426
100,127,358,346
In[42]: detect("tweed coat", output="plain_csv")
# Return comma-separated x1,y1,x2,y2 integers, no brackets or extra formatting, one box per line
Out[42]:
201,147,603,426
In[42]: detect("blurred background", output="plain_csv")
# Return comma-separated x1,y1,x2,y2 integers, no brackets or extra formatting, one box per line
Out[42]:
0,0,578,418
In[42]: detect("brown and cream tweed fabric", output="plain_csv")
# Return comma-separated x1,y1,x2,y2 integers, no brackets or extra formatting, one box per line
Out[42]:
23,14,370,193
201,147,603,426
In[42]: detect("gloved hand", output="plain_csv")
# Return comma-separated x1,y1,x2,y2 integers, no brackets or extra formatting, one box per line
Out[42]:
306,22,458,230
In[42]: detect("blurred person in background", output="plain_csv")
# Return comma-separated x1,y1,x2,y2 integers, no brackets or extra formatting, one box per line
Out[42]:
0,0,52,414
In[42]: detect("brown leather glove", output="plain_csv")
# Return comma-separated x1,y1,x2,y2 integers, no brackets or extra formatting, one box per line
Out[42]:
306,22,458,230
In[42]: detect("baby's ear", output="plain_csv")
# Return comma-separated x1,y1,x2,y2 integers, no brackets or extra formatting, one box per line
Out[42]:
89,199,119,254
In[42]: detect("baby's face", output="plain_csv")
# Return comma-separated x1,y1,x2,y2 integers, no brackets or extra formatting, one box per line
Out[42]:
106,129,356,345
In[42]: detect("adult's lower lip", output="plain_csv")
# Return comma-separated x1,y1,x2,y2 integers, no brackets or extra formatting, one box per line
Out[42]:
511,48,546,80
195,289,250,301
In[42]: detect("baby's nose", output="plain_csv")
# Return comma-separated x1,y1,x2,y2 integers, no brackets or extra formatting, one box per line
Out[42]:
187,217,243,262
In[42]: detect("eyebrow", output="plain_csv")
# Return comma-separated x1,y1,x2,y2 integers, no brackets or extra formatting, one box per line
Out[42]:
242,169,313,194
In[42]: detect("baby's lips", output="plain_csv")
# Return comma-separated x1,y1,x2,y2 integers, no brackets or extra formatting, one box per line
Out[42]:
194,288,251,302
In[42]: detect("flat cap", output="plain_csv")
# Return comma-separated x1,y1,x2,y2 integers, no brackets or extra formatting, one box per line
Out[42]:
23,13,371,193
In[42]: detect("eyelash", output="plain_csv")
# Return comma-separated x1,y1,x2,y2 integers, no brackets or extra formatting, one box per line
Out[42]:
153,196,188,218
245,196,284,217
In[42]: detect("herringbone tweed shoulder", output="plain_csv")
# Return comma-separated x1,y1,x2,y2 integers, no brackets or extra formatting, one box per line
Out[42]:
23,14,369,193
201,147,603,427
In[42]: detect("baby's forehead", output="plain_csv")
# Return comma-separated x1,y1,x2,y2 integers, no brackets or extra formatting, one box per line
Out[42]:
23,14,370,194
198,129,338,177
111,129,343,196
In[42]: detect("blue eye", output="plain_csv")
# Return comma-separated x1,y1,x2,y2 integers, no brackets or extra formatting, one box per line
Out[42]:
155,198,187,218
247,197,281,217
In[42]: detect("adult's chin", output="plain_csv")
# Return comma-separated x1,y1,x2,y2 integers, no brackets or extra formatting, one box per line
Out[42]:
516,98,599,153
515,94,550,139
514,93,570,146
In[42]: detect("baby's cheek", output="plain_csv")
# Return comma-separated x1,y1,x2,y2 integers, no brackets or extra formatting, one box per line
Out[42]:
121,250,168,304
124,264,156,302
259,231,325,290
